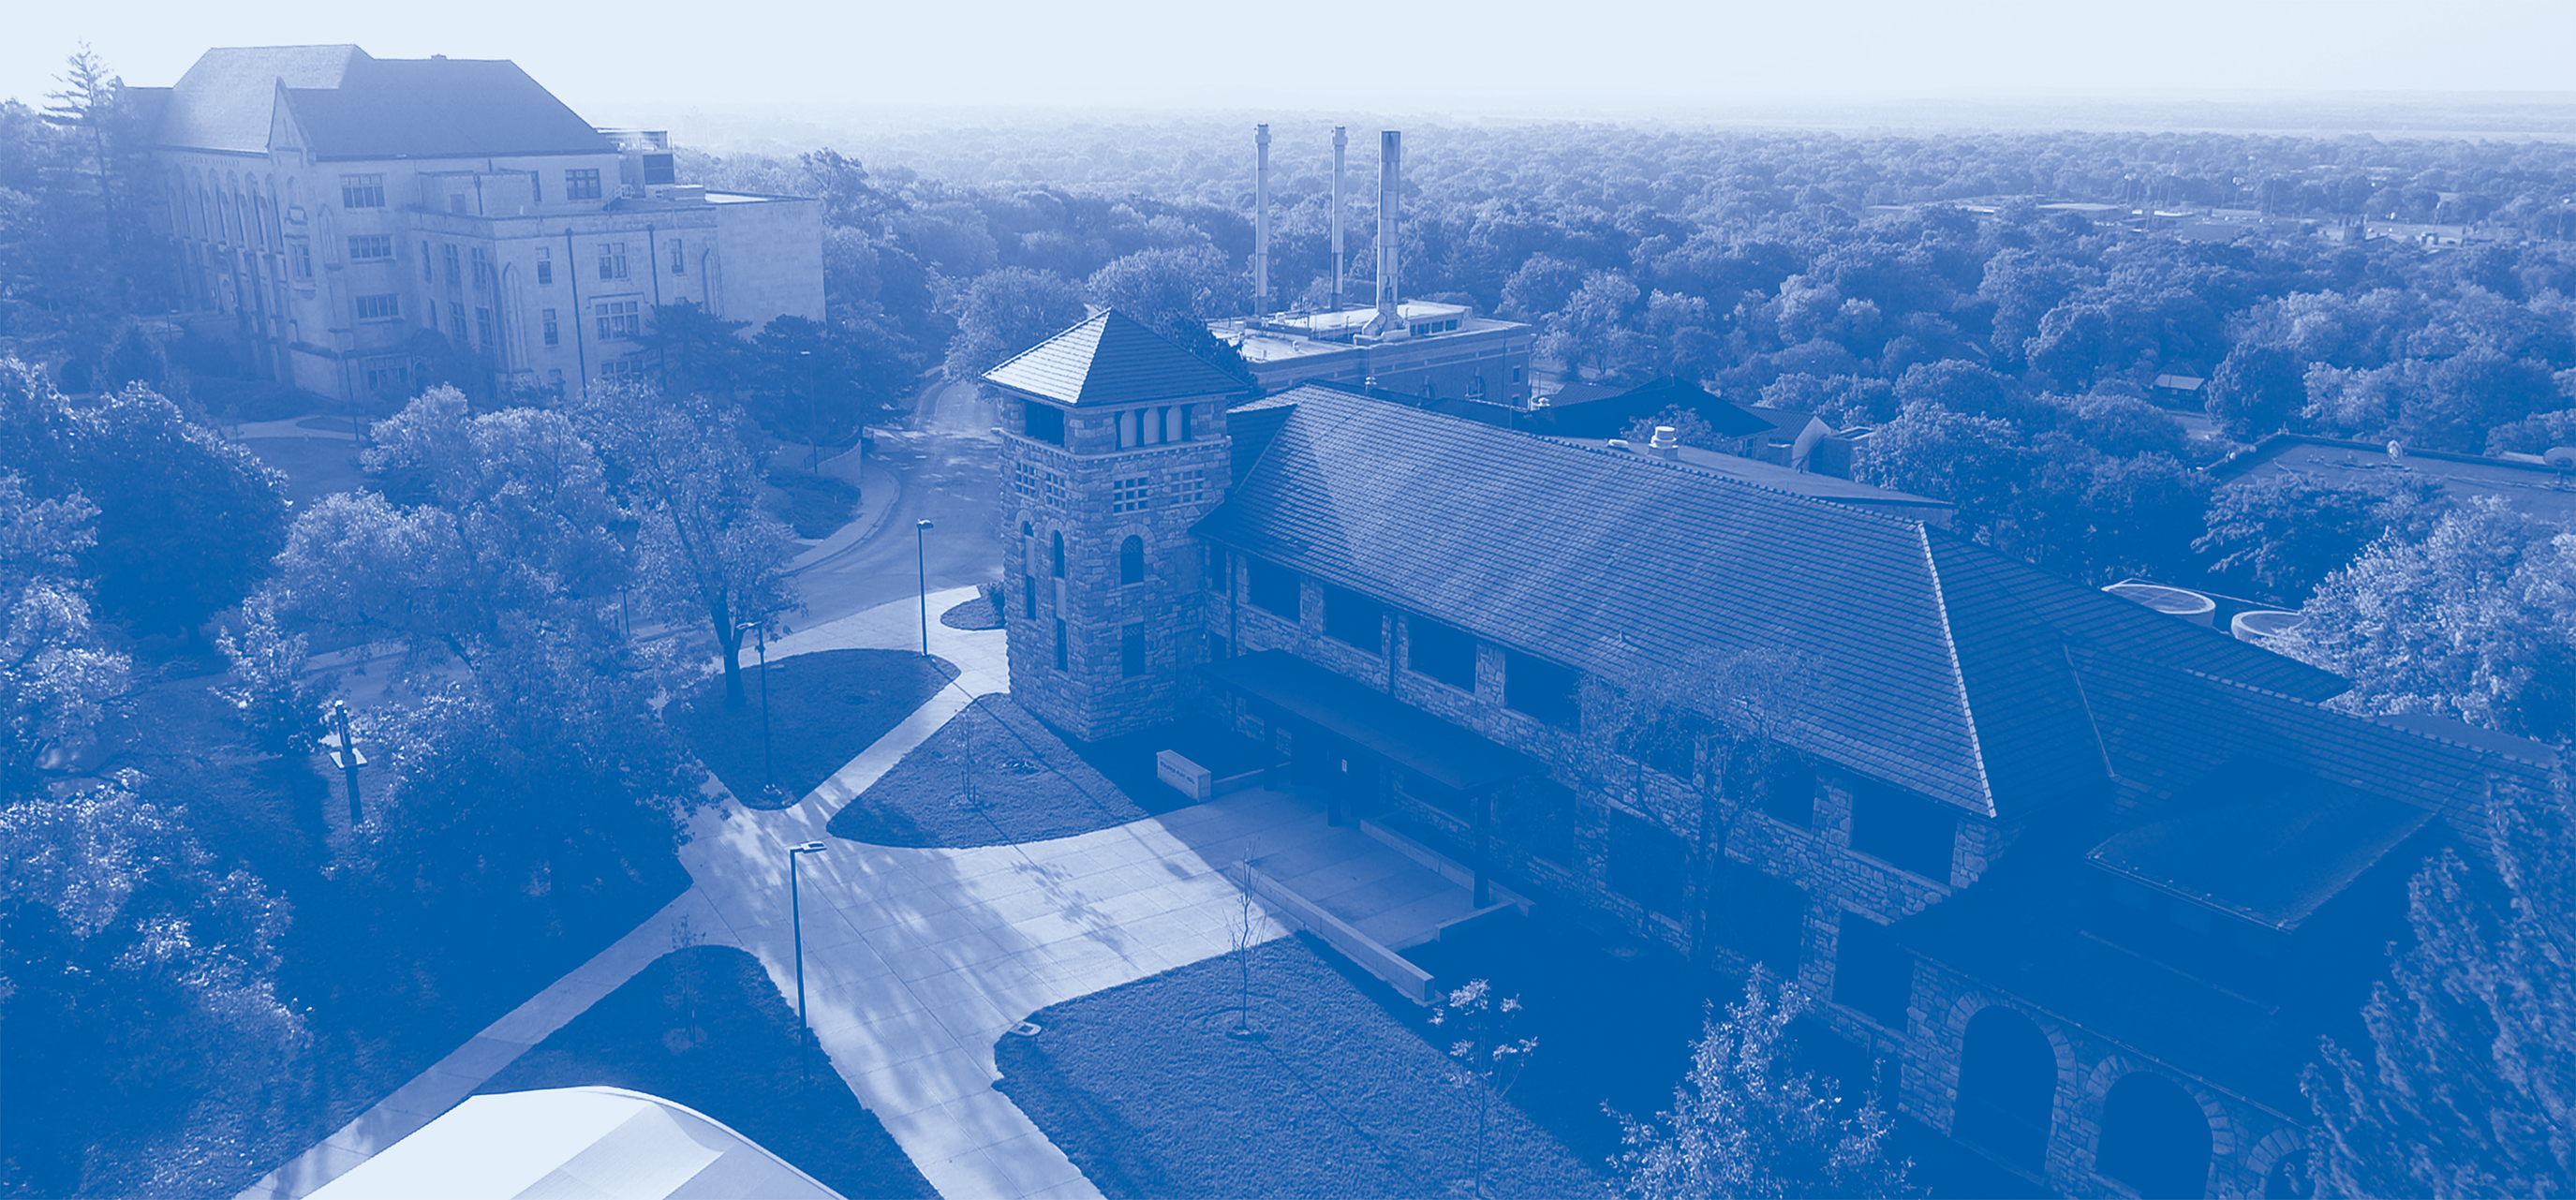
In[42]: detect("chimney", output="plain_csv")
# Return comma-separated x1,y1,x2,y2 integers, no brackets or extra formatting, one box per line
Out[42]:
1331,126,1347,311
1376,130,1401,332
1650,425,1680,460
1253,124,1271,320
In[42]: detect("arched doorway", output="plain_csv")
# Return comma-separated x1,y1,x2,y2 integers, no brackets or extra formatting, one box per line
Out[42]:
1954,1005,2056,1169
2096,1073,2213,1198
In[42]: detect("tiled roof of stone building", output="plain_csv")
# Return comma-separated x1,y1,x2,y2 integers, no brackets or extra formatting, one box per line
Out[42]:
984,310,1256,407
156,45,609,159
1194,387,2348,818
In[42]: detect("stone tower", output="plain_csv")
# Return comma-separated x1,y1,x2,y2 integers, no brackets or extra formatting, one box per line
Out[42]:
984,311,1252,740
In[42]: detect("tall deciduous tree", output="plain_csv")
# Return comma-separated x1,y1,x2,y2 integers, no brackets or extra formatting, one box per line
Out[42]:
0,472,126,794
1613,975,1918,1200
573,381,795,705
2280,498,2576,743
2302,774,2576,1198
945,266,1085,383
0,778,304,1197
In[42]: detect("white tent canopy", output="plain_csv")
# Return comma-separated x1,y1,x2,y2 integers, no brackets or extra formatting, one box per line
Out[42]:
307,1087,846,1200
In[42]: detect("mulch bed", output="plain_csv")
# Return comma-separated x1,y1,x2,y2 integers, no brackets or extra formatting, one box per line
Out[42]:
478,944,937,1200
939,593,1003,630
995,934,1606,1200
1059,718,1281,816
824,694,1147,848
666,649,956,807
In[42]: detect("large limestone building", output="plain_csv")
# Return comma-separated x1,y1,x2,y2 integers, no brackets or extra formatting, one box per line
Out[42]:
988,309,2554,1199
132,45,822,403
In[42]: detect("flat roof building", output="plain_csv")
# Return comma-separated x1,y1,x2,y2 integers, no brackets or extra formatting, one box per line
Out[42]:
1211,301,1535,406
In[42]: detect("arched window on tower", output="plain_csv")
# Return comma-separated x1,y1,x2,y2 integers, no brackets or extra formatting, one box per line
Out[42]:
1119,535,1145,585
1051,531,1066,577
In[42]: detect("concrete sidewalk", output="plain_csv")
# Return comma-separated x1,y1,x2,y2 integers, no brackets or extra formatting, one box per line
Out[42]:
240,588,1310,1200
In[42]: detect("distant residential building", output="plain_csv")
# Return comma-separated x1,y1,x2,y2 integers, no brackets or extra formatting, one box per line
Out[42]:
130,45,822,405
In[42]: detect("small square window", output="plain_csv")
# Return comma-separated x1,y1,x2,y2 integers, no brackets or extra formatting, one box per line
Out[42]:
565,168,602,200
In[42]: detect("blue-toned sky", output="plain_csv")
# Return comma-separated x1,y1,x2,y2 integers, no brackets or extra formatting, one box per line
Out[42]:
7,0,2573,119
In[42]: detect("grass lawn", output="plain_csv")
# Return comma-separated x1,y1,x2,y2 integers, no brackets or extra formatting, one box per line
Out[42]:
825,694,1147,847
477,945,937,1200
766,469,863,539
242,435,368,506
665,649,956,807
995,934,1607,1200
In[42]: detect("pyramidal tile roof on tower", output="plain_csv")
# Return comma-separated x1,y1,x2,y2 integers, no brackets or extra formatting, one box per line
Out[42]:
982,310,1253,407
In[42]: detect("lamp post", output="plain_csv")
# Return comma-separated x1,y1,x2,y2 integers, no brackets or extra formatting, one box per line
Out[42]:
788,839,827,1074
735,618,777,805
914,519,934,657
800,348,820,473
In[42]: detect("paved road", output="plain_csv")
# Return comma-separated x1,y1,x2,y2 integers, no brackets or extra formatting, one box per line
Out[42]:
794,379,1005,629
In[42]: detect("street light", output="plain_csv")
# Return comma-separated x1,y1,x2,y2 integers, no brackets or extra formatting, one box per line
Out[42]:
735,618,780,806
915,519,935,657
787,840,827,1071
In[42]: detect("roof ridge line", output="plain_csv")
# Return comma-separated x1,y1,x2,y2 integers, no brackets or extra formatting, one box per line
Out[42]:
1919,522,2000,818
1553,438,1926,528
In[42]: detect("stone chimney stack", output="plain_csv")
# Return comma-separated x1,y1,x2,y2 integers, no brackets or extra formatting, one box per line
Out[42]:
1375,130,1401,332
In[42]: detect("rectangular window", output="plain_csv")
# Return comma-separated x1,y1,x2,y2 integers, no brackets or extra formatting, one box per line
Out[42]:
1205,546,1229,593
537,247,554,285
601,357,643,379
541,308,559,347
1022,401,1066,445
1408,616,1477,691
1322,585,1384,653
1608,810,1689,917
1022,572,1037,619
547,368,564,397
1121,623,1146,678
422,242,434,282
353,293,400,320
470,246,493,292
1247,559,1300,619
363,354,410,395
597,241,628,280
339,173,386,208
1850,782,1957,881
596,300,640,340
669,238,687,274
565,168,602,200
292,242,313,279
531,170,542,203
443,244,462,288
1111,476,1150,512
1503,649,1580,728
475,305,496,349
347,233,392,261
1054,619,1069,671
1834,912,1913,1030
449,302,468,343
1172,467,1206,506
1498,778,1577,866
1762,757,1818,828
642,153,675,185
1710,861,1807,971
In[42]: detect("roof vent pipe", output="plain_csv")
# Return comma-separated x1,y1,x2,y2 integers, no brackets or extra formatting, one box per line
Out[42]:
1649,425,1680,459
1375,130,1401,333
1252,124,1271,320
1330,126,1347,312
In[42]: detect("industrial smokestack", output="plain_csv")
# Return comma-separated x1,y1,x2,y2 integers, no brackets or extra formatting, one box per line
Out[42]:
1253,124,1270,320
1376,130,1401,332
1331,126,1347,311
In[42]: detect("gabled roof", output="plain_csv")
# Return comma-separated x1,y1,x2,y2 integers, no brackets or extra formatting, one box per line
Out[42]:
984,310,1254,407
160,45,363,154
1196,388,2348,818
156,45,610,160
